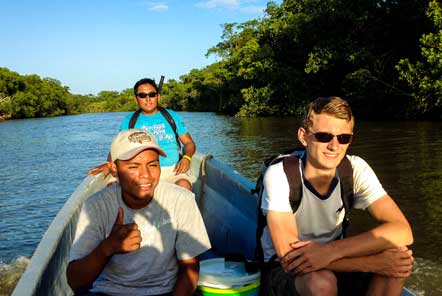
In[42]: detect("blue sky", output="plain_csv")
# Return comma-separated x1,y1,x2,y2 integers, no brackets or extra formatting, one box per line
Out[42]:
0,0,280,95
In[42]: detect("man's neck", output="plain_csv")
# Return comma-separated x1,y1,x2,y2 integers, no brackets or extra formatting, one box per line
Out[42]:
303,163,337,196
121,192,153,210
140,108,159,116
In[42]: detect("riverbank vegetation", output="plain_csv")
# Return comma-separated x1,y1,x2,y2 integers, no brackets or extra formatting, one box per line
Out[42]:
1,0,441,120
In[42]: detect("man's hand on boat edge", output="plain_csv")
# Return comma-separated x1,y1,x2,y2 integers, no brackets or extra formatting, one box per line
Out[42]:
88,161,113,178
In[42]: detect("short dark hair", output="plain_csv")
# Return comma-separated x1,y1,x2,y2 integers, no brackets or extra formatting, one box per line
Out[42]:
303,96,354,130
133,78,158,95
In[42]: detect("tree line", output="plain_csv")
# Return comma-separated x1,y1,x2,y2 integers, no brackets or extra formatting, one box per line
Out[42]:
1,0,441,120
0,67,138,120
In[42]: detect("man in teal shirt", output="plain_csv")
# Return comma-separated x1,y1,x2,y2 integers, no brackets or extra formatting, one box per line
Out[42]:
89,78,196,190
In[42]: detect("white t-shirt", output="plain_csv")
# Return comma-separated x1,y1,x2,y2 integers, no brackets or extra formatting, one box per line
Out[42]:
260,155,386,261
69,182,211,295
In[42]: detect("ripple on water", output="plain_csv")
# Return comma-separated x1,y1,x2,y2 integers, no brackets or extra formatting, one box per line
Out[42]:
407,258,442,296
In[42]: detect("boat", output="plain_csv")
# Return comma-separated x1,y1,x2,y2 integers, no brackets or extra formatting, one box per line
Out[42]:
12,153,415,296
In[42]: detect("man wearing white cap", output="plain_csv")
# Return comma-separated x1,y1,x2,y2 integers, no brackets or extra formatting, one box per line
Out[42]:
67,129,211,296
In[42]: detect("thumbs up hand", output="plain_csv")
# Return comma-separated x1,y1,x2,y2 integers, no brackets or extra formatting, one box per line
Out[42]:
105,207,142,255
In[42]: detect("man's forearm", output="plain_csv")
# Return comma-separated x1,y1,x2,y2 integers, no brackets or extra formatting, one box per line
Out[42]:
66,241,112,291
183,142,195,157
325,248,413,278
326,255,371,273
281,237,413,276
326,221,412,262
173,261,199,296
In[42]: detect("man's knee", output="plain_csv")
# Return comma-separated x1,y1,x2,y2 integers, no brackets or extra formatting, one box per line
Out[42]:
367,274,406,296
175,179,192,190
295,270,337,296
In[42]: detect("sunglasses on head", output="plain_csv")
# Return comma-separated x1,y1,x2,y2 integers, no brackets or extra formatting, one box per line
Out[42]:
136,92,157,99
311,132,353,144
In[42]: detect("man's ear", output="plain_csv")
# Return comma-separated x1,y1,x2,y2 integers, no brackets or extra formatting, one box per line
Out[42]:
298,127,308,147
133,96,139,106
110,161,118,177
157,93,161,103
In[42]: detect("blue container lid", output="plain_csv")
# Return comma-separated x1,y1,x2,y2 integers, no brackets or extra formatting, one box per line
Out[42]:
198,258,260,289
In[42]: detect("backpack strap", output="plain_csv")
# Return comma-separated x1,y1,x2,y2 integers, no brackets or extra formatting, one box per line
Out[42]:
157,106,181,152
283,156,303,212
284,154,354,219
282,152,351,214
337,156,354,209
336,156,354,235
254,208,266,266
128,109,142,129
127,107,182,154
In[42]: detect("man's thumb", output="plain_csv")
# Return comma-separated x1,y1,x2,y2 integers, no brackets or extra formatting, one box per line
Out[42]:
290,240,311,249
114,207,124,225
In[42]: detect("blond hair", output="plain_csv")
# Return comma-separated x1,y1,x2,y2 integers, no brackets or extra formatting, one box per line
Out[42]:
303,96,354,130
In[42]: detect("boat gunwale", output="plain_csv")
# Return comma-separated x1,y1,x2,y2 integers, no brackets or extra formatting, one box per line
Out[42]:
12,175,111,295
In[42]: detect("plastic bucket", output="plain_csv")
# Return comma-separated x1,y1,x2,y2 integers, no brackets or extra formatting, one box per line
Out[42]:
197,258,260,296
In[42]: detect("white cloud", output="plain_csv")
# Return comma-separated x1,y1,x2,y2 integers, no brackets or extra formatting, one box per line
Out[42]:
146,1,168,12
195,0,264,14
195,0,241,10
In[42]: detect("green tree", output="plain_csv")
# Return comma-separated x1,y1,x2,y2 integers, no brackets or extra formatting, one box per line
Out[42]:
9,75,68,118
118,88,138,112
174,0,429,118
0,68,25,119
259,0,428,118
397,0,442,119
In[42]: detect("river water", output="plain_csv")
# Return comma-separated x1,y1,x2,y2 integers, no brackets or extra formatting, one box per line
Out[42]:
0,112,441,295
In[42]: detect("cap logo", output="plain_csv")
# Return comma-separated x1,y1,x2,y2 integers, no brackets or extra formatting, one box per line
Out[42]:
128,131,152,144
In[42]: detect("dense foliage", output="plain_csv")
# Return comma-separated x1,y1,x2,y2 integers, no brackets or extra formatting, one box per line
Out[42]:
0,68,69,119
397,0,442,119
0,67,137,120
163,0,440,119
1,0,441,120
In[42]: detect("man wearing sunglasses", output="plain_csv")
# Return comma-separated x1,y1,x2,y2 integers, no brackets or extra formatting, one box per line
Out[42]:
89,78,196,190
260,97,413,295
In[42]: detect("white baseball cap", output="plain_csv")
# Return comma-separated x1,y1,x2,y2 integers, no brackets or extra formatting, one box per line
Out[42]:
110,129,167,161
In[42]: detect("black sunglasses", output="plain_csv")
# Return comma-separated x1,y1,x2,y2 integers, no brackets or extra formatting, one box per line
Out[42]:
311,132,353,144
136,92,157,99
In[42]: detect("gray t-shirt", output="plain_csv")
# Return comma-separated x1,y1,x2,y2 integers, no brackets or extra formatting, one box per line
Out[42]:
69,181,211,295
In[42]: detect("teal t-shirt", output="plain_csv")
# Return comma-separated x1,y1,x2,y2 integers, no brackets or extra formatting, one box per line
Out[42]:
119,110,187,167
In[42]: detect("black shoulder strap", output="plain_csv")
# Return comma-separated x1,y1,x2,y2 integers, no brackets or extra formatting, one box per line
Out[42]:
284,154,354,216
157,106,181,151
337,156,354,209
255,194,266,265
282,153,355,239
336,156,354,234
128,109,142,129
127,107,182,151
283,155,303,212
